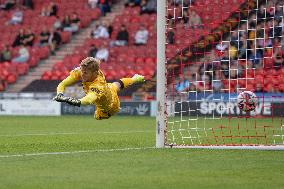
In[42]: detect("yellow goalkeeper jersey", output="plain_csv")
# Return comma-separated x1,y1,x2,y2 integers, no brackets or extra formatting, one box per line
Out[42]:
57,67,115,112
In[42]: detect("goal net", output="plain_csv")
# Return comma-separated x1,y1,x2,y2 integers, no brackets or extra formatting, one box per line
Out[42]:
156,0,284,149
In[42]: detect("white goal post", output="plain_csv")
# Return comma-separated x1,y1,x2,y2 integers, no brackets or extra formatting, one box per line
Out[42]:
156,0,166,148
156,0,284,150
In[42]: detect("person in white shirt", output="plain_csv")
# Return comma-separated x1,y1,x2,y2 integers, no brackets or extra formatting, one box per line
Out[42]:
88,0,98,9
12,45,30,63
95,44,109,62
91,21,109,39
8,9,23,25
134,24,149,45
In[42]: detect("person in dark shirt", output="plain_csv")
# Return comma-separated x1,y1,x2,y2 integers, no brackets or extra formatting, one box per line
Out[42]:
125,0,141,7
89,44,98,57
0,0,15,10
98,0,111,16
107,22,113,37
22,0,33,9
0,44,11,62
39,27,50,46
48,28,62,54
12,29,26,47
71,13,80,24
23,28,35,46
167,30,175,44
70,13,81,33
62,15,72,31
49,2,57,16
140,0,156,14
110,25,129,46
117,25,128,41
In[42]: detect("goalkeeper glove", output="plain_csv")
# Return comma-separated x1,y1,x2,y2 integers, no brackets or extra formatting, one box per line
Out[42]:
65,97,81,107
53,93,66,102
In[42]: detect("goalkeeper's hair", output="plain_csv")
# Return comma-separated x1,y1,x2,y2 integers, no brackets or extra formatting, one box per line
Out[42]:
80,57,101,72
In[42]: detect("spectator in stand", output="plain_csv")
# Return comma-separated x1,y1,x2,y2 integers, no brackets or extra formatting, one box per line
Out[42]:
11,45,30,64
49,2,58,16
106,21,113,37
275,2,284,22
7,8,23,25
273,47,283,69
95,44,109,61
188,10,202,28
39,26,50,46
125,0,141,7
110,25,129,46
23,28,35,47
140,0,156,14
0,0,15,10
180,10,189,26
248,42,263,67
69,12,81,34
257,5,266,22
62,15,73,32
0,44,12,62
274,20,282,38
89,44,98,57
53,16,62,30
175,74,190,92
229,45,238,60
98,0,111,16
48,28,62,55
22,0,33,9
41,2,57,16
266,1,275,20
91,21,110,39
134,24,149,45
88,0,98,9
238,35,247,59
281,35,284,51
212,72,223,92
12,29,26,47
256,23,265,48
230,31,239,48
167,29,175,44
40,7,49,16
219,51,230,78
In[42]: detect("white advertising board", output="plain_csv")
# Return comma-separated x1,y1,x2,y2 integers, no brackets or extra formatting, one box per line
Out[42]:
0,100,61,116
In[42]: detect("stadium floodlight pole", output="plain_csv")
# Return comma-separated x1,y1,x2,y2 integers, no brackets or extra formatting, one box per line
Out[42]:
156,0,166,148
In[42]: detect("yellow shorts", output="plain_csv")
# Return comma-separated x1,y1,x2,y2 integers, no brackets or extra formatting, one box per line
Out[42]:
94,83,120,120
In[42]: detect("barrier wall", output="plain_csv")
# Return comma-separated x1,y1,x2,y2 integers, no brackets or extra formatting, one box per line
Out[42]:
0,100,61,116
0,99,283,117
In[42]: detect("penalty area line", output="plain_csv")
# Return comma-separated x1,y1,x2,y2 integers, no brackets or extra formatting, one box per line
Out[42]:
0,147,155,158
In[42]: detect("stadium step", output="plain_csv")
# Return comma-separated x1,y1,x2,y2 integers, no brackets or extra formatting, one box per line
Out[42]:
5,1,126,93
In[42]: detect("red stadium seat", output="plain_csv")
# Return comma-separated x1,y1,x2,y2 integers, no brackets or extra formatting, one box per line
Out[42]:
15,63,29,75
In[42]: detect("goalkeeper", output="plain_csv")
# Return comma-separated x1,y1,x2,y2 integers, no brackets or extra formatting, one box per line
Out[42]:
53,57,145,120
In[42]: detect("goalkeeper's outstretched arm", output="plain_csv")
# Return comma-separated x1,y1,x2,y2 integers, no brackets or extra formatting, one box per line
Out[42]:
56,91,97,107
53,75,79,102
57,75,78,94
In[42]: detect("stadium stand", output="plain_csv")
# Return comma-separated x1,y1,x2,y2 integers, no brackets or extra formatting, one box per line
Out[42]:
40,5,157,82
2,0,283,97
0,0,101,92
169,0,284,93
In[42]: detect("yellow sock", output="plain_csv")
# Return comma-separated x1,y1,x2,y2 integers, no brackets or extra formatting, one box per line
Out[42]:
120,78,134,88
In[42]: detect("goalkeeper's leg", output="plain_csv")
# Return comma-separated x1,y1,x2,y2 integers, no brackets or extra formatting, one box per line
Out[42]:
113,74,145,91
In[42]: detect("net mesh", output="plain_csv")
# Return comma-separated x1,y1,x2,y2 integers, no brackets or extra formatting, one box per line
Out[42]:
165,0,284,146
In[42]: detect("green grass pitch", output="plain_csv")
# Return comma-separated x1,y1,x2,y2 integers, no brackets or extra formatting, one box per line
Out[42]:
0,116,283,189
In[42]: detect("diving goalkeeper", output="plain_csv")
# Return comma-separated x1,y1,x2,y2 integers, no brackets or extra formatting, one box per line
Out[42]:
53,57,145,120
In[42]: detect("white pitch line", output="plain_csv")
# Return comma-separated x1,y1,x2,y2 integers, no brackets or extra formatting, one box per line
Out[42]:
0,130,153,137
0,147,155,158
